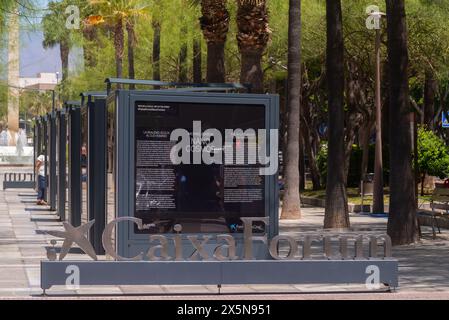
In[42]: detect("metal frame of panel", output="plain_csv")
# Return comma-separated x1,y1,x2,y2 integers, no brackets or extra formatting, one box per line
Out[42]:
66,103,82,227
48,112,57,211
56,110,67,221
83,92,108,254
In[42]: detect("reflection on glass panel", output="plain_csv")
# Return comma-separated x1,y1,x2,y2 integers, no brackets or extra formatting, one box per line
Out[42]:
106,97,116,256
81,107,88,224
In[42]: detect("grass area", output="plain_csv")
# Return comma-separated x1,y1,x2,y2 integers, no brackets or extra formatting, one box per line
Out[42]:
301,184,432,205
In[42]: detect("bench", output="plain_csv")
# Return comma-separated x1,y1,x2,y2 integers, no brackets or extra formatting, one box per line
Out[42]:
2,172,35,190
418,187,449,238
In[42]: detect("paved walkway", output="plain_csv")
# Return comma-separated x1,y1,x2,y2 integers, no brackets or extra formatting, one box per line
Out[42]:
1,167,449,299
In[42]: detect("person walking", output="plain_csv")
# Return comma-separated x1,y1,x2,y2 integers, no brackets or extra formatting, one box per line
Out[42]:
35,154,47,205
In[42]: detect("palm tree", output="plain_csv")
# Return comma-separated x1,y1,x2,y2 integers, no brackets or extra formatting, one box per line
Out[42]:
193,36,203,83
386,0,418,245
281,0,302,220
87,0,148,84
152,0,162,81
126,19,136,88
324,0,350,229
197,0,230,83
236,0,271,93
42,1,72,83
179,1,189,83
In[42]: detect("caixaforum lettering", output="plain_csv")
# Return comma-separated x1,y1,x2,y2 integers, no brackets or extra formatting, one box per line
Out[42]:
101,217,392,262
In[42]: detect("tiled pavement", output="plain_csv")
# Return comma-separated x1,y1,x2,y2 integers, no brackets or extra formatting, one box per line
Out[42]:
1,168,449,299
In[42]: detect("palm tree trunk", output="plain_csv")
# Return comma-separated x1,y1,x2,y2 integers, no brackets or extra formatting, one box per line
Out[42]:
193,38,202,83
206,42,225,82
7,7,20,145
281,0,301,220
152,21,161,81
114,18,124,87
386,0,418,245
236,0,270,93
82,26,97,68
126,21,136,89
324,0,350,229
200,0,229,83
60,39,70,83
240,51,264,93
179,27,188,83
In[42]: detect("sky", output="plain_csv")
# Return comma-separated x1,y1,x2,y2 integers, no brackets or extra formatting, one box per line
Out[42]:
16,0,81,78
20,30,62,77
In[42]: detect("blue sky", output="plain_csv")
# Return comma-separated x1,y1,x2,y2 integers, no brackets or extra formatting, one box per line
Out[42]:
18,0,63,77
2,0,82,78
20,30,62,77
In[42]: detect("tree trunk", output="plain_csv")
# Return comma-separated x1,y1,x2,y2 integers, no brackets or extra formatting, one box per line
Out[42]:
386,0,418,245
178,26,188,83
236,0,270,93
360,122,373,180
82,26,97,68
299,131,305,191
424,68,437,130
421,173,425,197
7,8,20,145
324,0,349,229
240,51,264,93
114,18,124,87
126,21,136,89
193,38,202,83
200,0,229,83
60,39,70,83
152,21,161,81
206,42,225,83
301,121,321,190
281,0,301,220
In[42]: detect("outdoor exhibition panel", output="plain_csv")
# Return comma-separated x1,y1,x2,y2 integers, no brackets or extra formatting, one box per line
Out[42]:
56,109,67,221
42,115,49,203
83,92,108,255
106,90,279,259
66,102,82,227
48,111,57,211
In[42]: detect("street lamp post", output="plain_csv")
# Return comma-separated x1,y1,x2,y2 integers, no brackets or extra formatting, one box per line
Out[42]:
52,90,55,113
369,10,386,214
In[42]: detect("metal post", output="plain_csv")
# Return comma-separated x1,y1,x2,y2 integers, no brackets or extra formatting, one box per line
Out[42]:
36,119,41,156
68,106,82,227
372,27,384,214
87,97,107,254
57,111,67,221
33,122,36,183
43,116,48,202
52,90,55,113
49,112,57,211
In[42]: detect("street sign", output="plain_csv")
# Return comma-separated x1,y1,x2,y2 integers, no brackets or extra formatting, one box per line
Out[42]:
442,111,449,128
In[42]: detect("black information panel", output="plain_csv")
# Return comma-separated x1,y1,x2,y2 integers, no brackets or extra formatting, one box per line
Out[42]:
134,101,266,234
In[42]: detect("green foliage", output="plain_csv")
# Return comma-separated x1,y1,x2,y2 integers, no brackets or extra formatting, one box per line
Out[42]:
316,142,328,187
417,126,449,179
317,142,390,188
